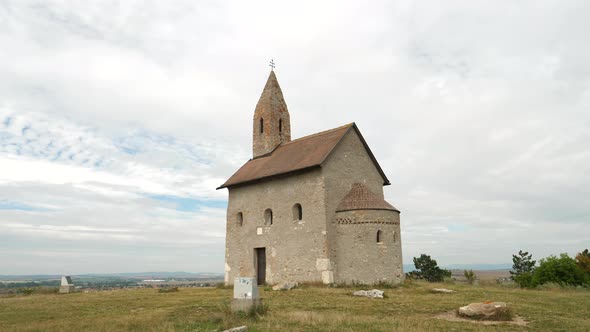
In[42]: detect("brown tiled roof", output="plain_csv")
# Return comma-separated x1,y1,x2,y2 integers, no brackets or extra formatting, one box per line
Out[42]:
217,123,390,189
336,183,399,212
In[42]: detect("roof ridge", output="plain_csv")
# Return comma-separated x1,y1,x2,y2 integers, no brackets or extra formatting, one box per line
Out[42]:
217,122,392,190
281,123,354,146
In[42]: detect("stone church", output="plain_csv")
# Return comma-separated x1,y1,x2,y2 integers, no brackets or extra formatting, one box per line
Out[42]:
218,70,402,285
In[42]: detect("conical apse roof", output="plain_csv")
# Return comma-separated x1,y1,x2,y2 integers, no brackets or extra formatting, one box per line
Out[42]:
336,183,399,212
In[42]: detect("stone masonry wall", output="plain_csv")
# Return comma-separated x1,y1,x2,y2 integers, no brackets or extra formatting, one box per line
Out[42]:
333,209,403,284
224,168,327,285
321,129,403,284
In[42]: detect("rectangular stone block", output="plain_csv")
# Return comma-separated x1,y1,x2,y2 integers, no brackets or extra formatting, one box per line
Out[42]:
59,285,74,294
322,270,334,284
233,277,258,299
230,298,263,313
316,258,332,271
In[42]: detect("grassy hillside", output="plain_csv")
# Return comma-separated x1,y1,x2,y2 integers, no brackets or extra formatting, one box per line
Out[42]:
1,281,589,331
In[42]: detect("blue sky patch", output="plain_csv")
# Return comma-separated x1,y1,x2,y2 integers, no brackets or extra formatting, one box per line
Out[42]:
147,194,227,212
21,125,31,135
0,200,45,212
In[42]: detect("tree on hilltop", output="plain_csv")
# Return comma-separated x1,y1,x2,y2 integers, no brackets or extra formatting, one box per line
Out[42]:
408,254,451,282
575,249,590,275
510,250,536,288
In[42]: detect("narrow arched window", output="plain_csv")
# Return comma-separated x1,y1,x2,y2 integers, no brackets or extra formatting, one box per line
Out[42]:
376,230,382,243
292,203,302,221
279,119,283,133
237,212,243,226
260,118,264,133
264,209,273,225
393,231,396,243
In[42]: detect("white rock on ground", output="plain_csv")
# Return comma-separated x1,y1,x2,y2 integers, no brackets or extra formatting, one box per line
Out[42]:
222,326,247,332
458,302,509,320
352,289,384,298
272,281,298,291
431,288,456,293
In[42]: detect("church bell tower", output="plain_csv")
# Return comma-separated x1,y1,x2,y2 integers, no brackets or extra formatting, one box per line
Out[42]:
252,69,291,158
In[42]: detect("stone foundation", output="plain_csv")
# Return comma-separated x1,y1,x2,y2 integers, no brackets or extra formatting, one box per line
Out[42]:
59,285,74,294
231,298,264,313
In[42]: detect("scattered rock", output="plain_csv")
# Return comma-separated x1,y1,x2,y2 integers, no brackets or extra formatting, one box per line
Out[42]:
431,288,456,293
352,289,384,298
435,310,527,326
458,302,511,321
222,326,247,332
272,281,298,291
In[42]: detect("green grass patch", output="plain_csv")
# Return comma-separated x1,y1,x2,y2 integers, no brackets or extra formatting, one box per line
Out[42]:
0,282,589,331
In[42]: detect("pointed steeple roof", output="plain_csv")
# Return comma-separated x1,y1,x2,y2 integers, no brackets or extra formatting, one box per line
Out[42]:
336,183,399,212
255,70,288,113
252,70,291,158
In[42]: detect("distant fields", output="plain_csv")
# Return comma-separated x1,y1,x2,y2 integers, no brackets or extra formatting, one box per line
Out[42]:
1,281,589,331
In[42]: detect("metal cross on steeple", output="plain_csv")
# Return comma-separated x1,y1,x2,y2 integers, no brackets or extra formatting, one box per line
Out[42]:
269,59,275,71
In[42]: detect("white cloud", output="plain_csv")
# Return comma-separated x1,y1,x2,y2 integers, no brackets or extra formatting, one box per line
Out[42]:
0,0,589,273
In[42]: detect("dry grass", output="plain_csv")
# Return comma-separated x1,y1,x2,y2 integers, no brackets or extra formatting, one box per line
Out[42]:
1,281,589,331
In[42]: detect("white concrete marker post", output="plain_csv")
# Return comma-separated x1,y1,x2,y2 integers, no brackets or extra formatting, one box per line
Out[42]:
59,276,75,294
231,277,263,313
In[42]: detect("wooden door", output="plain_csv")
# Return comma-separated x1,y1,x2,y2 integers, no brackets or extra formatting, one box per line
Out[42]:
255,248,266,285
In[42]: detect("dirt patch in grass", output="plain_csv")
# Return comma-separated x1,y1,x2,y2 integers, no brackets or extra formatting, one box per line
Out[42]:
435,310,528,326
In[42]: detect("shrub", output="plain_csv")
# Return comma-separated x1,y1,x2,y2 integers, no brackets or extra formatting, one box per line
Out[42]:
409,254,451,282
158,287,179,293
532,254,589,287
464,269,476,285
513,272,535,288
442,276,455,284
575,249,590,275
19,288,35,296
510,250,536,288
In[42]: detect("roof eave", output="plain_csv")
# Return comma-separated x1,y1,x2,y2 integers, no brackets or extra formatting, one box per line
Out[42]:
217,164,322,190
335,207,401,213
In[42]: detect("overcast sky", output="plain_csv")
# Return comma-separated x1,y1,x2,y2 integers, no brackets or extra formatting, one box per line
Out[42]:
1,0,588,275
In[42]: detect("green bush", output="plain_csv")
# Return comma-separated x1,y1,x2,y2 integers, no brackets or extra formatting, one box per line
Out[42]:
158,287,179,293
407,254,451,282
532,254,589,287
464,269,476,285
19,288,35,296
513,272,535,288
575,249,590,275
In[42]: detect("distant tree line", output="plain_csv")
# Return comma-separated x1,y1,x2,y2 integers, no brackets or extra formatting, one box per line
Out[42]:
0,278,139,290
0,280,59,289
406,248,590,289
